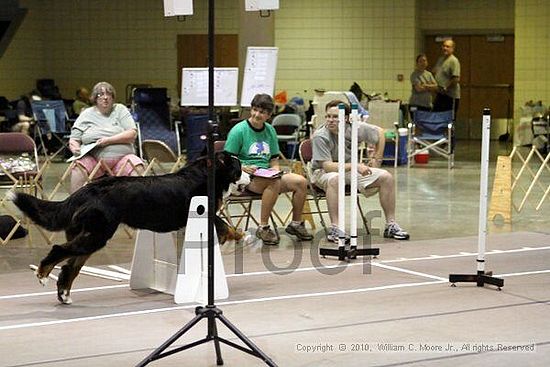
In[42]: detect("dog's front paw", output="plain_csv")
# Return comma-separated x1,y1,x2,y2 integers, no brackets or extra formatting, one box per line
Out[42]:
57,289,72,305
219,227,244,244
232,227,244,242
35,270,49,286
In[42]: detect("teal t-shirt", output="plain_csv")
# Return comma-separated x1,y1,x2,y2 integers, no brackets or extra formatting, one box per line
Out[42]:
224,119,280,168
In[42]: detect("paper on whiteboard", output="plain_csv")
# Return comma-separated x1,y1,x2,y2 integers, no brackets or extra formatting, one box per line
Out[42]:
180,67,239,106
240,47,278,107
163,0,193,16
245,0,279,11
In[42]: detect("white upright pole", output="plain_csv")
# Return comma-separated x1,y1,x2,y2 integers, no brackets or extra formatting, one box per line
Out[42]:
477,108,491,273
350,104,359,248
338,103,346,248
449,108,503,289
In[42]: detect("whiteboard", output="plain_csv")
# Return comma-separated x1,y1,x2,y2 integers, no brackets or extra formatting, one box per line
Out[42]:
180,67,239,106
163,0,193,16
240,47,278,107
245,0,279,11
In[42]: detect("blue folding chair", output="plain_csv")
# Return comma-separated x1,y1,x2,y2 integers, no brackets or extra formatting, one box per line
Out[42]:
132,88,183,172
31,100,72,160
407,109,454,169
132,88,181,155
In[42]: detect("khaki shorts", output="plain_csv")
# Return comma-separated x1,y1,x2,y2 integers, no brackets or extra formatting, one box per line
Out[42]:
311,167,383,192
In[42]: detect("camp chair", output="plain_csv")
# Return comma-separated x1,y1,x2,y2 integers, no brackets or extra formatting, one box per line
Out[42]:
141,140,186,175
298,139,374,237
0,132,48,244
407,109,454,169
30,100,73,160
132,88,184,173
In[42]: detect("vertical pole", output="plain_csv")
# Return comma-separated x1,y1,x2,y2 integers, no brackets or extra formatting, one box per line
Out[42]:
337,104,346,249
350,104,359,248
477,108,491,279
207,0,215,306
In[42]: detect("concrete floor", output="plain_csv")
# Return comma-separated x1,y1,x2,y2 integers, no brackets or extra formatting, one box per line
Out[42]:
1,141,549,367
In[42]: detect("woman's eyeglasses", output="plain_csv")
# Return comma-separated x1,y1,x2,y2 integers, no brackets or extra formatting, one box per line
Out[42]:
96,92,113,99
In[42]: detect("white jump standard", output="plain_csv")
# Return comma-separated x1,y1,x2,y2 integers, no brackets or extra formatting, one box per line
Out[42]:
449,108,504,289
319,103,380,261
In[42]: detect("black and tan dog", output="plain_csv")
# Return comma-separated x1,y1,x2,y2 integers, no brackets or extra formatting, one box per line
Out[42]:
10,151,242,304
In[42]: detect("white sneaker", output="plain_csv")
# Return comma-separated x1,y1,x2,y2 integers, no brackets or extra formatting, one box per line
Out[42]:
326,227,350,244
384,222,410,240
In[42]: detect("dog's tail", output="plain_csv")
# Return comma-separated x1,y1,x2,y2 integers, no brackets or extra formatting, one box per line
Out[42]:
10,192,73,232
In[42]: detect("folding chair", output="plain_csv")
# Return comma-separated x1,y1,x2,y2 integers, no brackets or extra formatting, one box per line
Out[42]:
0,132,48,244
132,88,185,172
48,155,145,200
366,100,407,167
141,140,186,175
214,141,282,238
30,100,73,160
271,113,302,162
298,139,374,237
407,109,454,169
46,157,143,242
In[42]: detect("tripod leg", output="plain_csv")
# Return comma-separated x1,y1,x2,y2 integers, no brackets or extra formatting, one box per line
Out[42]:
136,313,204,367
217,313,278,367
208,316,224,365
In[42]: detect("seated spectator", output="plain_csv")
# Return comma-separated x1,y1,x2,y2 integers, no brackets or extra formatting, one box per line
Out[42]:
72,87,91,116
68,81,144,193
14,92,41,135
224,93,312,246
311,100,410,241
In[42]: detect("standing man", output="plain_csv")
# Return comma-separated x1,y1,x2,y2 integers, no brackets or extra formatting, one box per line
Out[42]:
224,93,313,246
311,100,409,241
433,39,461,118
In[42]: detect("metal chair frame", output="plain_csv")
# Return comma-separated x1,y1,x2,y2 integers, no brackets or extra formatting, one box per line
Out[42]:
0,132,49,245
271,113,302,162
30,100,73,161
407,109,454,169
298,139,373,237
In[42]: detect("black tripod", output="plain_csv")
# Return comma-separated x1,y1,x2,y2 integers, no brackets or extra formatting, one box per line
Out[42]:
136,302,276,366
136,1,277,365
